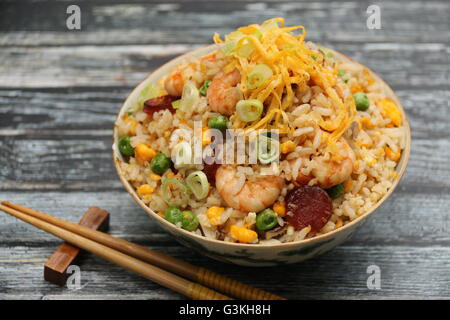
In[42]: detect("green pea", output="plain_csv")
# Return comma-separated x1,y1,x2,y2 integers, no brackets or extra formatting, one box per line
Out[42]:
353,92,370,111
326,183,345,199
199,80,211,96
118,136,134,156
180,210,199,231
150,153,172,175
256,209,278,231
164,206,182,225
208,115,228,131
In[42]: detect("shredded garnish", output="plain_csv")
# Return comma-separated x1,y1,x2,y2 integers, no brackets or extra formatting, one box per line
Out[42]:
213,17,355,148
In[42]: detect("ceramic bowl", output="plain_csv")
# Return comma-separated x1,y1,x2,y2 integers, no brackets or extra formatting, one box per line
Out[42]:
113,45,411,267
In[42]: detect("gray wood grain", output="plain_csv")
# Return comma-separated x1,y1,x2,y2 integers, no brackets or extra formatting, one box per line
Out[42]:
0,0,449,300
0,43,448,88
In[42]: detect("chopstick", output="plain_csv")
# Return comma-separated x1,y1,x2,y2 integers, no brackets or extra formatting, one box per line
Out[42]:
0,203,230,300
1,201,284,300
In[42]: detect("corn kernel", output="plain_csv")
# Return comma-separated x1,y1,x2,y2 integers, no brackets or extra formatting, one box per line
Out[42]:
335,218,343,229
281,141,296,154
384,146,401,162
135,144,156,162
150,173,161,182
361,117,374,130
350,82,364,94
229,225,258,243
377,98,402,127
124,115,139,136
202,127,212,146
273,202,286,217
137,184,154,197
390,171,399,179
166,171,175,178
206,206,225,226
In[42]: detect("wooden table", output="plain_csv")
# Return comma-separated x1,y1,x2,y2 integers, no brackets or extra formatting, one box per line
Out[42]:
0,0,449,300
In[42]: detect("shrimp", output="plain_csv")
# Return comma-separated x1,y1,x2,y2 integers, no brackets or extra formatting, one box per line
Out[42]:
164,51,221,97
164,63,202,97
164,70,187,97
215,165,284,213
291,138,355,189
207,69,242,116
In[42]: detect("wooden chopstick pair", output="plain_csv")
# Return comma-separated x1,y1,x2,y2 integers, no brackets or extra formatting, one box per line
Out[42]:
0,201,284,300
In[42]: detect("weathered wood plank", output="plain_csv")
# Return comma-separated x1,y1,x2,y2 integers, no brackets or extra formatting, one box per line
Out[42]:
1,1,449,45
1,244,448,299
0,43,448,88
1,0,449,301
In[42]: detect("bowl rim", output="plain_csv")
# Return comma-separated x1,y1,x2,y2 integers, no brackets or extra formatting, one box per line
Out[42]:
112,44,411,249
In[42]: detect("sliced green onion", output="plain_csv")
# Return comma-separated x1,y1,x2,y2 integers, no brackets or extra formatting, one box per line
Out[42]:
223,31,260,57
186,171,210,200
127,83,162,115
222,41,237,56
173,141,192,168
326,183,345,199
237,39,254,58
161,177,190,206
225,31,244,42
260,20,279,32
337,70,349,83
236,99,264,122
199,80,211,97
337,70,346,78
320,47,334,58
252,30,263,40
179,81,199,113
248,64,273,89
257,134,280,164
171,99,181,109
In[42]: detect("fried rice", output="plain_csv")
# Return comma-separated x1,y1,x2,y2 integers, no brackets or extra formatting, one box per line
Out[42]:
115,18,407,245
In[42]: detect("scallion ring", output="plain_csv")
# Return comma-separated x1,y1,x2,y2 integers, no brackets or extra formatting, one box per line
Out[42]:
161,177,190,206
252,30,263,40
237,39,254,58
186,171,210,200
247,64,273,89
222,41,237,56
171,99,181,109
257,134,280,164
236,99,264,122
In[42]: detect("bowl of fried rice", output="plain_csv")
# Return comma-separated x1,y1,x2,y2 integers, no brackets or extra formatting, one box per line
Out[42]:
113,18,410,266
